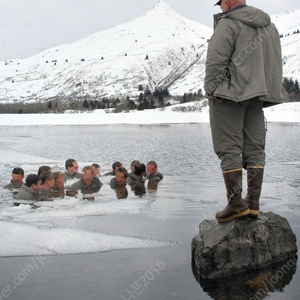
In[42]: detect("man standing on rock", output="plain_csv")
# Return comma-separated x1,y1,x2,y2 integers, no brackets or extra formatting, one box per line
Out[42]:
204,0,288,222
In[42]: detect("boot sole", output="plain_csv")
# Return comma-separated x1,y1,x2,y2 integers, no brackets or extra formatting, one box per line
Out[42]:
216,208,250,223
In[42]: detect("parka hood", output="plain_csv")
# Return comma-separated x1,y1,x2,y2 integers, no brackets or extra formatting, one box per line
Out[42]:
214,5,271,29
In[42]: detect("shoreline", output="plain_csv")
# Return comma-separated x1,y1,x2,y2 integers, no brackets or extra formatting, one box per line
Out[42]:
0,102,299,126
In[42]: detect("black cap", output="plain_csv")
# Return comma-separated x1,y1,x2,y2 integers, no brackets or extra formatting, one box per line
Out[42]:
214,0,222,6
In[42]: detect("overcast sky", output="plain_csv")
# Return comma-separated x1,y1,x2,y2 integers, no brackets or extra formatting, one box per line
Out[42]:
1,0,299,61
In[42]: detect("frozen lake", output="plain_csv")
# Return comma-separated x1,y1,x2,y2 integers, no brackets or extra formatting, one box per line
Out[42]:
0,123,300,300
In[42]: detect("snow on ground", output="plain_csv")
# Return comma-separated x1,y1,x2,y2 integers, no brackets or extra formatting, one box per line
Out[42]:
0,101,299,126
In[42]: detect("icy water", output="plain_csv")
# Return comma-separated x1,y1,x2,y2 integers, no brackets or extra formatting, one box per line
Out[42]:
0,123,300,300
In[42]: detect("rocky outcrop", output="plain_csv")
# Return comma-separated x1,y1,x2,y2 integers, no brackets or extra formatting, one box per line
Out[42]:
191,212,298,279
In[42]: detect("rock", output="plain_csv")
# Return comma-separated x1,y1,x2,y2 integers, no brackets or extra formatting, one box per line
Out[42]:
191,212,298,279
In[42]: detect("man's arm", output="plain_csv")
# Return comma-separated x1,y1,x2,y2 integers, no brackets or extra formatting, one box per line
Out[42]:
204,18,237,96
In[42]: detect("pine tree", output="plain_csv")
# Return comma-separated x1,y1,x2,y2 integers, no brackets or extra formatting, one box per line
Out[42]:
83,99,89,108
129,100,136,110
137,102,144,111
145,86,152,96
138,93,144,102
158,94,164,106
162,88,169,96
143,98,150,109
295,80,299,92
90,100,95,109
150,99,155,109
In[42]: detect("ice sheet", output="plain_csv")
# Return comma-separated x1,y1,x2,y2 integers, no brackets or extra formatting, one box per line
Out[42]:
0,221,174,257
0,198,152,223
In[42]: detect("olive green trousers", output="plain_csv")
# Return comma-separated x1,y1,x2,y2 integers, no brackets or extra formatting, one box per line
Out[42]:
209,97,266,171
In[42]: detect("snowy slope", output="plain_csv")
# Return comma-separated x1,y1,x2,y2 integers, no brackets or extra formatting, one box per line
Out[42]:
272,9,300,36
0,1,211,103
272,9,300,80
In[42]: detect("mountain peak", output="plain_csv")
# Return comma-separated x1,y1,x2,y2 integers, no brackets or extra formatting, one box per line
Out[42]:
153,0,169,9
146,0,180,19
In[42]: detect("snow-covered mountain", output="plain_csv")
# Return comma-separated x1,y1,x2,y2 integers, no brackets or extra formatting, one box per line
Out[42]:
0,1,299,103
0,1,211,103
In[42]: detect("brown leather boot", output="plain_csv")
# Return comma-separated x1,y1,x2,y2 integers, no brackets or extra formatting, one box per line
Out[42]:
243,167,264,217
216,169,250,223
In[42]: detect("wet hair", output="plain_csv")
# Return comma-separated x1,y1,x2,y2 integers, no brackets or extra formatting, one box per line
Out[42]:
91,163,100,169
38,165,51,176
134,163,146,176
40,171,54,184
65,159,76,170
147,161,157,167
82,166,94,174
116,167,128,178
12,167,24,176
25,174,41,188
53,171,64,181
112,161,122,171
130,160,140,168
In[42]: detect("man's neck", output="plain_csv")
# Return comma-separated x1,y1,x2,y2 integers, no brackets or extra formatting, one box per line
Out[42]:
12,180,22,187
228,0,246,11
29,185,36,192
42,183,50,190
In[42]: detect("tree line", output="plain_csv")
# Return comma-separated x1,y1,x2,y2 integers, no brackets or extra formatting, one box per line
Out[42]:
1,78,298,114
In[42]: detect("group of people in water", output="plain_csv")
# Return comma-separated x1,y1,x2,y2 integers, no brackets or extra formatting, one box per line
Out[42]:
3,159,163,202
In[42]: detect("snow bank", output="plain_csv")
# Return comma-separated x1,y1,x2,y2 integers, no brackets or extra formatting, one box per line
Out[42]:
0,102,299,126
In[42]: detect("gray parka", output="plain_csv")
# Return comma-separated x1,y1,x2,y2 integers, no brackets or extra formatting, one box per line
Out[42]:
15,185,38,200
4,180,24,190
204,5,289,106
70,177,102,194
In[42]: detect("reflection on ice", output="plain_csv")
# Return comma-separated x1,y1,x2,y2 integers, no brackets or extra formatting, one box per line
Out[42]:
192,255,298,300
0,221,175,257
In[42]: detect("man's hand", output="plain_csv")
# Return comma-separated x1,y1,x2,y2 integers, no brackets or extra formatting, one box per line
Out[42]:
206,93,214,100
